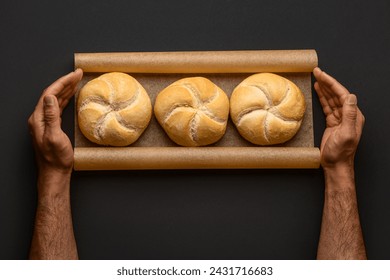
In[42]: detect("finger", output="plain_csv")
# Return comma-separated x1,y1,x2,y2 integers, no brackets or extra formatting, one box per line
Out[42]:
340,94,358,136
44,69,83,98
36,69,83,115
312,67,321,79
57,69,83,111
57,69,83,101
319,82,340,110
315,68,350,100
314,68,336,107
321,86,345,109
28,111,45,145
355,107,365,138
43,95,62,137
357,107,365,126
29,70,82,149
314,68,345,108
39,69,83,104
314,82,333,116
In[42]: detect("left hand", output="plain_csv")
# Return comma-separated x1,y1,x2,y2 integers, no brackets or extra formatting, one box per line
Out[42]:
28,69,83,176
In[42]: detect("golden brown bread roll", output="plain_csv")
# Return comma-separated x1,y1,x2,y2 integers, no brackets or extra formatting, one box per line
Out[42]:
77,72,152,146
230,73,306,145
154,77,229,146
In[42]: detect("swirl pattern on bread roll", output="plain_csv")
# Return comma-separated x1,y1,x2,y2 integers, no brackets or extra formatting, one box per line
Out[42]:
230,73,306,145
77,72,152,146
154,77,229,146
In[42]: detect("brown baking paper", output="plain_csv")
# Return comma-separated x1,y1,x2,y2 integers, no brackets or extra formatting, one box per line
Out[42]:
73,50,320,170
75,50,318,73
74,147,320,170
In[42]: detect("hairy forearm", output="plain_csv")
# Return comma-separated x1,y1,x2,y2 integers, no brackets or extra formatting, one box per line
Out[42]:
317,166,366,259
30,172,78,260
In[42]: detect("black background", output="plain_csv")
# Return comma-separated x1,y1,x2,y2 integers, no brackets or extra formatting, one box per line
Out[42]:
1,0,389,259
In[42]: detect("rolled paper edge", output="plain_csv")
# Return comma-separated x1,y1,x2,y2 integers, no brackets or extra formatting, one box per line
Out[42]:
74,50,318,73
74,147,321,170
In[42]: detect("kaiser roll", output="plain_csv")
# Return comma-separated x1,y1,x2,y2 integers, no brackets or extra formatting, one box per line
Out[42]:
77,72,152,146
154,77,229,146
230,73,306,145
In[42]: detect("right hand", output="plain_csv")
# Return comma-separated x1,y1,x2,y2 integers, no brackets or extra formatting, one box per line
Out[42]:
313,67,365,170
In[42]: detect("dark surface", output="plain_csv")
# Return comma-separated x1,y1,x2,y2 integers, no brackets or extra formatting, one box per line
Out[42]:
1,0,389,259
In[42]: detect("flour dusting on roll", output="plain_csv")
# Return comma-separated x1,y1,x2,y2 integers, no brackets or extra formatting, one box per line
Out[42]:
154,77,229,146
77,72,152,146
230,73,306,145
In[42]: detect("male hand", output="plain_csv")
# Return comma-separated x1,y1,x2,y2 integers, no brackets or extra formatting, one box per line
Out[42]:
313,67,365,170
28,69,83,182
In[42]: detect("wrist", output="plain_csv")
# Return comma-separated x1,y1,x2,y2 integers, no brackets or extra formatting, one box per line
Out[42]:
323,164,355,192
38,162,73,176
323,162,354,175
37,169,72,197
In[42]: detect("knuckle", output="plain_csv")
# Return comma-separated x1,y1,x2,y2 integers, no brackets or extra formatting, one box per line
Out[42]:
28,115,36,132
27,115,34,128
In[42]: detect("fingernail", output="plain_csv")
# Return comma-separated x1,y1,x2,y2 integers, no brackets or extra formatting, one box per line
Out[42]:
44,95,54,106
74,68,83,78
347,94,357,105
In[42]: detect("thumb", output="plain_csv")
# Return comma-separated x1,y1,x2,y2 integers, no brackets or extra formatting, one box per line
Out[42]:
341,94,358,133
43,95,61,134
